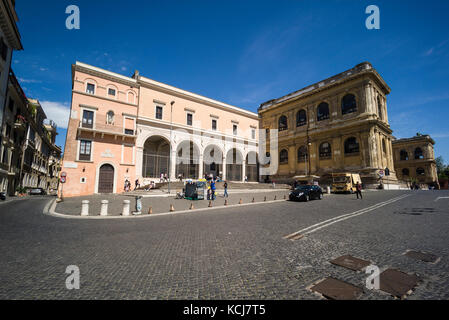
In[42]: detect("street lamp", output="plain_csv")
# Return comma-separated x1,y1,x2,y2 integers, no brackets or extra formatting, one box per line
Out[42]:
168,101,175,194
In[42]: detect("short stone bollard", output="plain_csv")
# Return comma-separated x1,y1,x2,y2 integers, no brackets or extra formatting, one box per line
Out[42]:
327,186,331,194
252,197,255,203
81,200,89,216
170,204,175,212
190,202,194,210
148,207,153,214
239,198,243,204
264,196,267,202
208,200,213,207
122,200,130,216
274,195,277,200
100,200,108,216
224,199,228,206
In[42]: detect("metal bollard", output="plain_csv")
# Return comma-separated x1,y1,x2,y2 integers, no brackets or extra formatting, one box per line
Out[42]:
122,200,130,216
100,200,108,216
81,200,89,216
135,196,142,214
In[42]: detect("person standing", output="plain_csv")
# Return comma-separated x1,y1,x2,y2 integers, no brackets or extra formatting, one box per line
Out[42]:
135,178,140,190
355,182,363,199
210,179,216,200
223,181,228,198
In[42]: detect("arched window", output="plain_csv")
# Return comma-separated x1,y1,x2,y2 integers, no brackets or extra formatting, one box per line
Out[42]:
279,149,288,164
402,168,410,176
127,91,135,104
296,109,307,127
344,137,360,154
319,142,332,159
317,102,329,121
106,111,114,124
414,147,424,159
416,167,425,175
400,150,408,161
342,94,357,115
377,96,383,120
278,116,288,131
297,146,308,162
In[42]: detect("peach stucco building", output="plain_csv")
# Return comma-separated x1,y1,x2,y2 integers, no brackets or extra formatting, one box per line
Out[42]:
61,62,259,197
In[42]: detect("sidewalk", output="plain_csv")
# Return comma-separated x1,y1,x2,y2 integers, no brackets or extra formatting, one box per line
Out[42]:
54,190,291,217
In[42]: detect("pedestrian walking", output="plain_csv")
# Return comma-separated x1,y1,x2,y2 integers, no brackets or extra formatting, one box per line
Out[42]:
355,182,363,199
160,173,164,183
223,181,228,198
135,178,140,190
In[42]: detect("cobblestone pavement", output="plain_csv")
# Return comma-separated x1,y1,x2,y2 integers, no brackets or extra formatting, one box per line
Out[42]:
55,190,291,216
0,190,448,299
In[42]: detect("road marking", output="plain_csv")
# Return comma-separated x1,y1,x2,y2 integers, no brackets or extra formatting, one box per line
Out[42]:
283,194,411,239
434,196,449,202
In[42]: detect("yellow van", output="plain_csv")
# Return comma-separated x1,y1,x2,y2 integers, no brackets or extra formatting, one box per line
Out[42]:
331,173,362,193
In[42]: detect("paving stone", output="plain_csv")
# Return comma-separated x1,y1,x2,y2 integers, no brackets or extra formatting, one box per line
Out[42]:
310,277,363,300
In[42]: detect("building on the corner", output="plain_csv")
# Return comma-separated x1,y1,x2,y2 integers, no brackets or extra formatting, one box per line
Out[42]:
258,62,398,188
0,0,22,194
392,134,438,188
61,62,259,197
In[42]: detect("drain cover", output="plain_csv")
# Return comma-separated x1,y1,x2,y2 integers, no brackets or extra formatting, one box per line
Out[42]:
394,208,436,215
379,269,420,298
330,255,371,271
405,250,439,263
310,277,363,300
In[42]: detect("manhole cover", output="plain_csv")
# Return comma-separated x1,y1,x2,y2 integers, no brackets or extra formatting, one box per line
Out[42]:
379,268,420,298
310,277,363,300
330,255,371,271
405,250,439,263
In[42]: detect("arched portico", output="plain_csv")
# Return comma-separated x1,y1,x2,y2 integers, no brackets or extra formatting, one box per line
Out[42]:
245,151,259,182
176,140,200,179
203,144,223,179
142,135,170,178
226,148,243,181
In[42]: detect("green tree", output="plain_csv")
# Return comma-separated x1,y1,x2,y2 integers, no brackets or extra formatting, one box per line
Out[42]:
436,156,449,179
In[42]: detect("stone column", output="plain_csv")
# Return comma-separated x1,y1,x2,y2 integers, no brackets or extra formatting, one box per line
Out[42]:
242,159,246,182
198,152,204,179
222,155,227,180
170,150,176,180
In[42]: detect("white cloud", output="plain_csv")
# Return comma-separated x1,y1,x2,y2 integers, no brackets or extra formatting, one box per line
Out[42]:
18,78,42,84
40,101,70,129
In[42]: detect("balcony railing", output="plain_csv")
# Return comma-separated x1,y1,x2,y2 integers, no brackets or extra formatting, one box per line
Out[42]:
78,120,136,138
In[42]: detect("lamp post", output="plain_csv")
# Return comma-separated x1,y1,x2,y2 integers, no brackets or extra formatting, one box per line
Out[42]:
168,101,174,194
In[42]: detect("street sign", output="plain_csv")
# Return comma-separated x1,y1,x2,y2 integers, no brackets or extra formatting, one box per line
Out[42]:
61,172,67,178
60,177,66,184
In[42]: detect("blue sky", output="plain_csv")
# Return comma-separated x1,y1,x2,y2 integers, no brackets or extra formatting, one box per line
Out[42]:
12,0,449,162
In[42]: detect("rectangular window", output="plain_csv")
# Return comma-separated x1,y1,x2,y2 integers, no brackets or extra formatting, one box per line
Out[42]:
212,119,217,130
86,83,95,94
108,88,116,96
156,106,163,120
233,124,238,135
187,113,193,126
79,140,92,161
8,98,14,112
124,129,134,135
251,129,256,139
0,38,7,61
82,110,94,128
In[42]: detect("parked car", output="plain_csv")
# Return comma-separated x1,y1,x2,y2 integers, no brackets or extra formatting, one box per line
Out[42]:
0,192,6,201
29,188,47,195
289,185,323,202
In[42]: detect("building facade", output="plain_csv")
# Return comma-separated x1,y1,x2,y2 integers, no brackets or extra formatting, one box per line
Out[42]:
392,134,438,188
258,62,398,188
0,0,22,194
61,62,259,197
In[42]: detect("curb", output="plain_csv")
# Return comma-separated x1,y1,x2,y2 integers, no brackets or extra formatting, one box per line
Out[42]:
43,197,292,220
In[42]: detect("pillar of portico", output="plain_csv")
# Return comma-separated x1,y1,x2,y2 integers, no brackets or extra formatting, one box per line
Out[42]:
198,152,204,179
222,155,226,180
169,149,176,180
242,159,246,182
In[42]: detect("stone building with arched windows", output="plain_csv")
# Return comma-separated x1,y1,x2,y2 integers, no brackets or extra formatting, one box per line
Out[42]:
258,62,399,188
392,135,438,188
61,62,259,197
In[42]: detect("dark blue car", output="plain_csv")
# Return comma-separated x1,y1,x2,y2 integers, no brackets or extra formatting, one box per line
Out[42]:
289,185,323,202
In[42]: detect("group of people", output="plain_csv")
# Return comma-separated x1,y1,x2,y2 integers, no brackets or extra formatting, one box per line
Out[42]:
205,177,229,200
124,178,142,192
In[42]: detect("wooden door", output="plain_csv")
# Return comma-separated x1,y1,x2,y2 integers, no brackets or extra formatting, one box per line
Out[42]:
98,164,114,193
